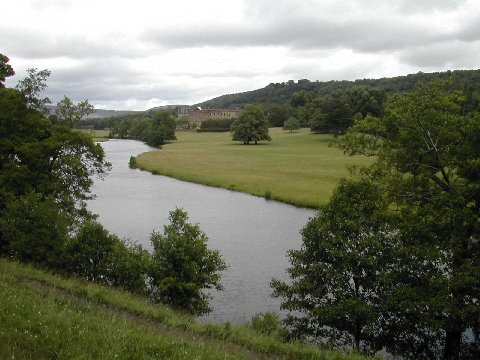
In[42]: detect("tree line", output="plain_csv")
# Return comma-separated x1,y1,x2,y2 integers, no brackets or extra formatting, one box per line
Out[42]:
196,70,480,111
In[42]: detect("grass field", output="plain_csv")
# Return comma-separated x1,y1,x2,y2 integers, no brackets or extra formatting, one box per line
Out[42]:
135,128,373,208
0,259,372,360
78,129,110,142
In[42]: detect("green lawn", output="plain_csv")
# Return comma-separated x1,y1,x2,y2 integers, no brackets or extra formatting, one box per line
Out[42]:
78,129,110,142
0,259,372,360
135,128,373,208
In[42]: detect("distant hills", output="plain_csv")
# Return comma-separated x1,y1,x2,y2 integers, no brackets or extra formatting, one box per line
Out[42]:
195,69,480,109
78,69,480,119
46,105,142,119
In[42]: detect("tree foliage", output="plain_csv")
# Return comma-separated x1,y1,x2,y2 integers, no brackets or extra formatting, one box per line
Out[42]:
272,178,393,352
109,112,177,147
197,70,480,112
0,53,15,86
283,117,300,132
15,68,52,115
149,208,227,315
199,118,235,132
231,104,271,144
55,96,94,127
274,79,480,359
0,60,109,265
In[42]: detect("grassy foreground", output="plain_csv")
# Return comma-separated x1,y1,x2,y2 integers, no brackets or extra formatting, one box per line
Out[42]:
135,129,372,208
0,259,373,360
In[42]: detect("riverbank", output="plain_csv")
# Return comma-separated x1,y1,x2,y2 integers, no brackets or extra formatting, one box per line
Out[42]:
0,259,371,360
134,128,373,208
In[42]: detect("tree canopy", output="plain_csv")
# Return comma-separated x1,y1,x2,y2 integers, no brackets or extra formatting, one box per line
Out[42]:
273,79,480,359
149,208,227,315
0,54,15,86
231,103,271,144
55,96,94,127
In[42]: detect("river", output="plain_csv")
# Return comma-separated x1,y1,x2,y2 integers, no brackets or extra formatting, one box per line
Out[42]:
88,139,315,323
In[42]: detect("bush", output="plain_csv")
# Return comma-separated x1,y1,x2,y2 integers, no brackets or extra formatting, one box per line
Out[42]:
149,208,227,315
108,240,151,294
129,156,137,168
65,221,118,283
199,118,235,132
251,312,280,335
0,192,70,268
65,221,150,294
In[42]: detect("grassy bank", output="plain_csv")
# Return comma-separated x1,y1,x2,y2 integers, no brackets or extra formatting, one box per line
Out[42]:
0,259,373,360
135,128,372,208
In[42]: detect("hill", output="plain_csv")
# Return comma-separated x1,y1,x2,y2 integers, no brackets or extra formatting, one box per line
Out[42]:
195,69,480,109
0,259,371,360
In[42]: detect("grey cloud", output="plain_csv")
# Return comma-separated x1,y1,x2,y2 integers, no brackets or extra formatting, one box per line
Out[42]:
399,41,480,68
396,0,462,13
143,15,443,54
0,26,147,60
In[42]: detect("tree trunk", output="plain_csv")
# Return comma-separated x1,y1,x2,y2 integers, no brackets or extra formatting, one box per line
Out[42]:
444,329,462,360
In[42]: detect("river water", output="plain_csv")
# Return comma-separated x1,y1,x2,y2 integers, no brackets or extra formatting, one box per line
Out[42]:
88,139,315,323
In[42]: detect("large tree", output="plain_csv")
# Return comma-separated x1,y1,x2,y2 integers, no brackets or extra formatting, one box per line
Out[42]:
15,68,51,115
272,177,393,353
55,96,94,127
310,92,354,137
275,79,480,359
231,103,271,144
0,62,109,261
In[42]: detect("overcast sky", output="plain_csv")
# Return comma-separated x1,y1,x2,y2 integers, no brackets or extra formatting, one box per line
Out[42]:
2,0,479,110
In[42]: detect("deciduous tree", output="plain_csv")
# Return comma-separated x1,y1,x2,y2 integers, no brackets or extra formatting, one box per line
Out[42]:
55,96,94,127
0,53,14,86
231,104,271,144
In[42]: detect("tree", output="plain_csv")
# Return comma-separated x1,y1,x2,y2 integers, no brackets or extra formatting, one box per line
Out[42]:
145,112,177,147
346,86,387,118
275,79,480,359
231,104,271,144
0,192,70,268
149,208,227,315
272,178,393,352
55,96,94,127
65,221,150,294
15,67,51,115
283,117,300,132
0,61,109,263
335,79,480,359
267,104,290,127
0,53,15,87
311,92,353,137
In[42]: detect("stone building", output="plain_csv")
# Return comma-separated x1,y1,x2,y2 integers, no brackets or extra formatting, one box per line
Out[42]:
176,106,242,126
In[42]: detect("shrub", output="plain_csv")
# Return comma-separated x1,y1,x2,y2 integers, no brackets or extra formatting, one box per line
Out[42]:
199,118,236,132
149,208,227,315
65,221,118,283
0,192,70,268
251,312,280,335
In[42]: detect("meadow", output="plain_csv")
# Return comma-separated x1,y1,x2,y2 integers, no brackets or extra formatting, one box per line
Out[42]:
78,129,110,142
0,259,372,360
135,128,373,208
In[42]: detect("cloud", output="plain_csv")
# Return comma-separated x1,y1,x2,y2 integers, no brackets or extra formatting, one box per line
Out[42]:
399,41,480,68
2,0,480,110
142,4,452,55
